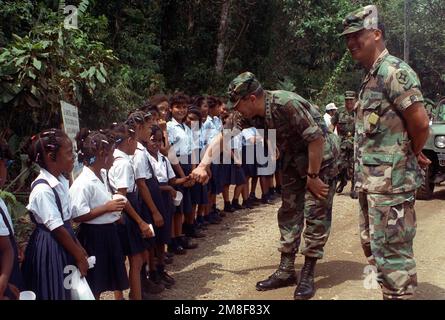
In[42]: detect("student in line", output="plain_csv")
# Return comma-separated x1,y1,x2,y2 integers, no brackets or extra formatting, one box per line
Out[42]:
69,129,129,300
107,123,154,300
167,93,198,253
146,125,190,287
0,140,23,300
128,111,166,294
22,129,89,300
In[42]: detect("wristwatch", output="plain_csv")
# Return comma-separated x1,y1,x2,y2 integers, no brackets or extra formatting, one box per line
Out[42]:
307,173,319,179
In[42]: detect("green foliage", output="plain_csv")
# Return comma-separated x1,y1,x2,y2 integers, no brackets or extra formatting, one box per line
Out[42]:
276,77,296,92
1,0,444,129
0,189,28,227
0,0,117,135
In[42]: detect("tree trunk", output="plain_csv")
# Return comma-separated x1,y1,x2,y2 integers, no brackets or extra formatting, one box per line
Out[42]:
215,0,231,75
404,0,410,63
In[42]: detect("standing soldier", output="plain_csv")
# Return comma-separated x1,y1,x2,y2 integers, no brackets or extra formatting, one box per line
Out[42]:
191,72,339,300
331,91,357,198
341,5,430,299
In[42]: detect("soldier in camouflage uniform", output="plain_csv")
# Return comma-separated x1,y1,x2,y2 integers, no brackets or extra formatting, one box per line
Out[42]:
331,91,357,198
341,5,430,299
191,72,340,300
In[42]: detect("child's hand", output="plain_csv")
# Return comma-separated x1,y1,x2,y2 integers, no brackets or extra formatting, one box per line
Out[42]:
18,246,25,263
169,188,177,198
158,120,167,131
206,167,212,180
183,177,195,187
152,212,164,228
0,277,8,298
106,199,126,212
116,215,125,224
7,284,20,300
76,256,89,277
139,221,155,238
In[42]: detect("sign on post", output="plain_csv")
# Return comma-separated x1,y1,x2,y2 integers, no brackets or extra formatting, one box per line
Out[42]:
60,101,82,179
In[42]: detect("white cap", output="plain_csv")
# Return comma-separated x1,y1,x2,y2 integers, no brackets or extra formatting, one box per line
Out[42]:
325,103,337,111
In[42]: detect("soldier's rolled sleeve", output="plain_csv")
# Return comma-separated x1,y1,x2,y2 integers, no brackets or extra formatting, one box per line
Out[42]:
386,67,424,113
288,102,323,143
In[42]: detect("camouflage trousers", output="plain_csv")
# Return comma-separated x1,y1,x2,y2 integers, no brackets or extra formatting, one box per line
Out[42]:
358,192,417,300
338,148,354,184
277,166,337,259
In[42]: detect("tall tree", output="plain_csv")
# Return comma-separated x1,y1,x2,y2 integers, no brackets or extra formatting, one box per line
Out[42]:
215,0,231,75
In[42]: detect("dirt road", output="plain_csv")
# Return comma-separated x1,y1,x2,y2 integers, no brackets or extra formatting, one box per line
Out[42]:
107,183,445,300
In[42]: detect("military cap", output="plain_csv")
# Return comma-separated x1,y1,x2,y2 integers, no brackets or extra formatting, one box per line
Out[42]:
340,5,379,36
345,91,357,100
226,72,262,110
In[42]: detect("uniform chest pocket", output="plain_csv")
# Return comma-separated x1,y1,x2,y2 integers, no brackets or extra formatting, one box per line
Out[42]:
363,101,382,136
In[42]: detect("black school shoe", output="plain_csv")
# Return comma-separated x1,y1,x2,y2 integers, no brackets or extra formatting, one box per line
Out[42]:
168,238,187,255
248,194,262,206
156,265,176,287
242,200,254,209
231,199,245,210
178,236,198,250
184,223,206,238
142,273,165,294
261,194,273,205
223,201,235,213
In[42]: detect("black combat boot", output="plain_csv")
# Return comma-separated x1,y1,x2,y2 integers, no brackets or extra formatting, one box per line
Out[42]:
294,257,317,300
256,253,297,291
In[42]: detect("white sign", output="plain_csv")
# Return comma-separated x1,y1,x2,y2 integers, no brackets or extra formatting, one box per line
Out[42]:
61,101,80,143
61,101,82,179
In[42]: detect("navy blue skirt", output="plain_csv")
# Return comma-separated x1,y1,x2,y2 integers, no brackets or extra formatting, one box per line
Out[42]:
191,182,208,205
176,162,193,215
118,191,151,256
209,163,223,194
22,221,76,300
222,163,246,186
4,235,24,299
76,223,129,295
143,178,171,246
242,145,257,178
160,184,174,244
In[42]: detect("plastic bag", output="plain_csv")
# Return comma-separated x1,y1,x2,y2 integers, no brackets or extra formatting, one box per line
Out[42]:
70,256,96,300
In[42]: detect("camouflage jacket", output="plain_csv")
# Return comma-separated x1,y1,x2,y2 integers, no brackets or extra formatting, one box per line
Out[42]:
332,109,355,150
232,90,339,179
354,49,424,194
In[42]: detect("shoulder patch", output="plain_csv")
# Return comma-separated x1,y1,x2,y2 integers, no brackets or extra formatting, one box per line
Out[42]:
396,69,409,85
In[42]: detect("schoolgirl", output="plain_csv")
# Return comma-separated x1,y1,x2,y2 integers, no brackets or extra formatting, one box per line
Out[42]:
146,125,191,287
69,129,128,299
166,93,198,252
107,123,154,300
220,113,246,212
22,129,89,300
186,102,208,236
202,96,224,223
240,127,260,208
127,111,169,293
0,140,23,300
